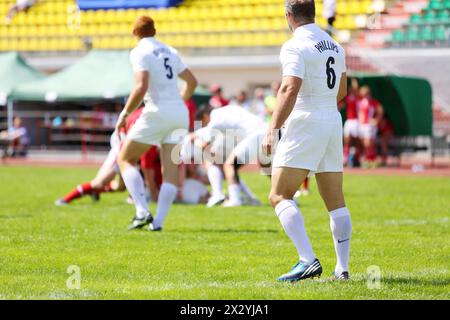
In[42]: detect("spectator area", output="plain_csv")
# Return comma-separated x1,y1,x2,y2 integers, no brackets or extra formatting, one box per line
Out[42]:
390,0,450,46
0,0,384,51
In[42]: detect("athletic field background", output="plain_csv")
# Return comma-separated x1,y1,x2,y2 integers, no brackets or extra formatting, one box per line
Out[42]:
0,166,448,299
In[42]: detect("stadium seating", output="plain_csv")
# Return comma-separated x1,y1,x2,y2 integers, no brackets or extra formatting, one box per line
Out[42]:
389,0,450,47
0,0,383,51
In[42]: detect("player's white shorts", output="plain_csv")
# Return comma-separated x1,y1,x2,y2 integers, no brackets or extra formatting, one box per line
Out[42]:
127,103,189,146
343,119,359,138
359,124,377,139
233,130,269,165
181,178,208,204
272,108,343,173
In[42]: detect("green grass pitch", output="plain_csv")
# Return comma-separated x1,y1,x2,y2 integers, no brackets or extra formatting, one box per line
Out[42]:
0,166,449,299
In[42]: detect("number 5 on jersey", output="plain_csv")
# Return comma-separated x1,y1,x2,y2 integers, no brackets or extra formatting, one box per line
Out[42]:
164,57,173,79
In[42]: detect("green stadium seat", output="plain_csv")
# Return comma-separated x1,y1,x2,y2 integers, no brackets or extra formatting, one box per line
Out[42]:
420,26,434,41
391,30,406,42
434,25,448,40
406,27,421,41
410,13,423,24
423,10,438,23
436,9,450,22
428,0,445,10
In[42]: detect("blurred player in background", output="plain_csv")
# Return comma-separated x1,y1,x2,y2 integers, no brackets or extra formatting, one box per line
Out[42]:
55,106,162,206
342,78,361,167
378,114,395,167
250,87,268,121
116,16,197,232
232,89,251,109
183,104,264,207
177,162,210,205
200,104,268,207
263,0,352,282
1,117,29,158
55,131,124,206
358,86,384,167
323,0,336,36
209,84,230,108
5,0,36,24
265,81,281,123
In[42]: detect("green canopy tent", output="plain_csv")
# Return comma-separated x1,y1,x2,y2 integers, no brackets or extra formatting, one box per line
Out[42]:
10,50,211,105
348,74,433,136
0,52,45,129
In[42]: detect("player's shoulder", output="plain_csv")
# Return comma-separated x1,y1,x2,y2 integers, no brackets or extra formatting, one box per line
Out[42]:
281,38,301,54
130,40,151,59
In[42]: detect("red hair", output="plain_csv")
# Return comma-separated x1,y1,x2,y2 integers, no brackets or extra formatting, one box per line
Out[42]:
132,15,156,38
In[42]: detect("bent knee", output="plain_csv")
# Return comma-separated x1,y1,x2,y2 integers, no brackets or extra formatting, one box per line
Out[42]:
269,193,287,208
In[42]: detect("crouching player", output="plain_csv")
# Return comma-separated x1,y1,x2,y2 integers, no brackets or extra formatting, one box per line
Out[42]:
194,104,270,207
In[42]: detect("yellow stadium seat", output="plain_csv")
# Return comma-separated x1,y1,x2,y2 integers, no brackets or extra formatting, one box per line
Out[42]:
0,0,376,51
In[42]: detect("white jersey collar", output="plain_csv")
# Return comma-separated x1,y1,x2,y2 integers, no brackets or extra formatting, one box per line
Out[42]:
293,23,319,37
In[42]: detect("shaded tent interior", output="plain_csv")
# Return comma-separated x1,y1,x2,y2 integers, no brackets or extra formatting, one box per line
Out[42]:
345,73,433,136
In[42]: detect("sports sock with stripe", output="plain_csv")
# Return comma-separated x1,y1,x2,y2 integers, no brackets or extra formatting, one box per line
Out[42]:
329,207,352,275
275,199,316,264
63,182,92,203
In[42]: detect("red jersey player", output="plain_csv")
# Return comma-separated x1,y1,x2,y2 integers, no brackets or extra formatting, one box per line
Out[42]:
342,78,361,166
358,86,383,166
55,106,162,205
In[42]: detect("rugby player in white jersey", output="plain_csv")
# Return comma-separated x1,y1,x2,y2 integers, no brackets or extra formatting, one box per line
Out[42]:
193,105,269,207
115,16,198,231
262,0,352,281
181,105,263,207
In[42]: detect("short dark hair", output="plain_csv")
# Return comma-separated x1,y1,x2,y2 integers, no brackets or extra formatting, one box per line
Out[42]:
195,103,212,120
285,0,316,22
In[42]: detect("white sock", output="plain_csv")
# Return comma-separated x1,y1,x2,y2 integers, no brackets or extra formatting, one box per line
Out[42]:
207,165,224,198
228,183,242,204
275,200,316,264
329,207,352,274
152,182,177,229
239,180,257,199
122,166,149,219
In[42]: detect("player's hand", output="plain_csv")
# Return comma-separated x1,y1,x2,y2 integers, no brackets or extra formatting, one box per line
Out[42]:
262,129,278,156
114,111,129,139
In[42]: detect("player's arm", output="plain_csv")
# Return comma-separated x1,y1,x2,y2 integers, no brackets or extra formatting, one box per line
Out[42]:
262,76,302,156
337,72,347,104
115,71,149,134
178,69,198,102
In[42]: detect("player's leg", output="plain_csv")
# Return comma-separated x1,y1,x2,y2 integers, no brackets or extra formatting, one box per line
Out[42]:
142,168,160,202
205,162,226,207
149,143,179,231
223,133,262,206
223,154,243,206
315,172,352,280
270,167,322,281
118,139,153,229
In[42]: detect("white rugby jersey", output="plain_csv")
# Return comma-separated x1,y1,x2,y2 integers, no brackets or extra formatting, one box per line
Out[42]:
130,37,187,107
280,23,346,111
205,105,267,140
